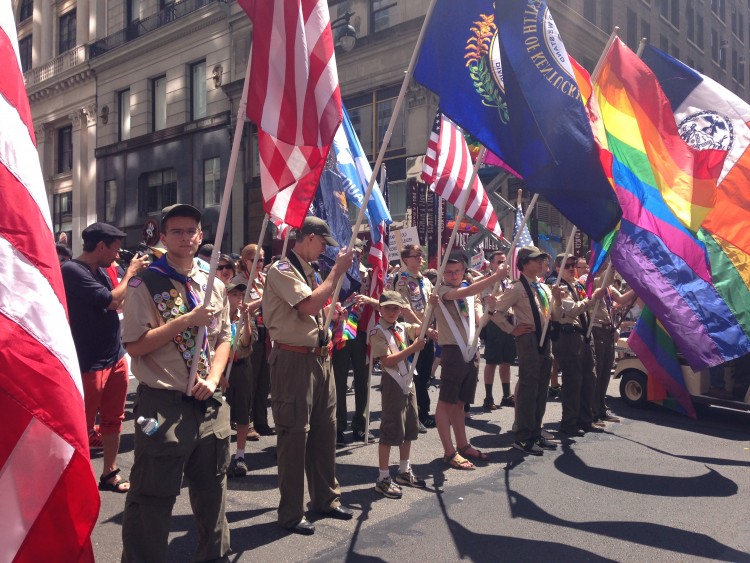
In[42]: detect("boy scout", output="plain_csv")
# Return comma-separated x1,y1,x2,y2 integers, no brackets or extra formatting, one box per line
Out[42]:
121,204,232,562
489,246,555,456
395,244,435,428
262,217,354,535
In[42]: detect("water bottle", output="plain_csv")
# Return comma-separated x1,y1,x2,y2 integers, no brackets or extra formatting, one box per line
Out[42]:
136,416,158,436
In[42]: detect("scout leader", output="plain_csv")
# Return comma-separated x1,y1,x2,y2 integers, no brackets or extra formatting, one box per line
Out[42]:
395,243,436,429
262,216,355,536
432,251,506,471
121,204,232,563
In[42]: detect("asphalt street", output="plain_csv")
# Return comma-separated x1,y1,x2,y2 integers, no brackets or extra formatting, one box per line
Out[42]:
92,357,750,562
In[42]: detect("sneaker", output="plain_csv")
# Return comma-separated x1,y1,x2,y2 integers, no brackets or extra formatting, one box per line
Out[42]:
541,429,554,440
418,421,427,434
421,416,436,429
534,436,558,450
354,429,375,442
500,395,515,407
600,413,621,423
374,477,403,499
336,430,347,448
548,385,561,398
247,427,261,441
513,439,543,456
227,455,248,478
590,420,607,428
482,398,498,411
394,468,426,488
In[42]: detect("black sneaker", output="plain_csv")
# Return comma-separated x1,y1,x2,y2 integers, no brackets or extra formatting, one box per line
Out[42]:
374,477,402,499
500,395,515,407
534,436,557,450
421,416,436,428
336,430,347,448
394,468,426,488
513,439,543,456
548,385,561,398
482,398,498,411
354,429,375,442
227,455,248,478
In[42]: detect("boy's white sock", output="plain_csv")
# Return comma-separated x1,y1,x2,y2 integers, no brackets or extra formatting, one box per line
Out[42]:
236,448,245,459
398,459,410,473
378,469,390,481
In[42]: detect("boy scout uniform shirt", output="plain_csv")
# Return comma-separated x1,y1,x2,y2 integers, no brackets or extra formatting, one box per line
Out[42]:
370,320,419,361
395,271,432,317
481,277,514,328
552,283,591,327
121,266,231,392
492,275,553,334
262,252,320,347
434,283,483,346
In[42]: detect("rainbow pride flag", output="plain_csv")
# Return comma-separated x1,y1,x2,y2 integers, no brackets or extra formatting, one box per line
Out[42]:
596,38,750,370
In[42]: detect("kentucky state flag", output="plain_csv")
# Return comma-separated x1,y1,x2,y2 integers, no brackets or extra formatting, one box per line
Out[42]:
493,0,621,241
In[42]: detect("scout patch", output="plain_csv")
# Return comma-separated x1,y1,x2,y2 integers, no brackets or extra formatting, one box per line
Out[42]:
397,280,406,287
128,278,143,288
277,260,291,272
408,281,417,291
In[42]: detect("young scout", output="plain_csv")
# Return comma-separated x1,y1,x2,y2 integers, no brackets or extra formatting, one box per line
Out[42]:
433,251,506,470
489,246,555,456
370,291,435,498
121,204,232,562
262,217,354,536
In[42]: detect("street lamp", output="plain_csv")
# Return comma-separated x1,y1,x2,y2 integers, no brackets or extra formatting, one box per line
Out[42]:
332,11,357,52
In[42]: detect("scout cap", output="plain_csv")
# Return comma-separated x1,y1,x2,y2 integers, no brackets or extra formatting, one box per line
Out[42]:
161,204,202,229
299,216,338,246
225,275,247,293
379,290,407,307
446,250,468,265
555,252,574,266
517,246,548,263
81,222,126,243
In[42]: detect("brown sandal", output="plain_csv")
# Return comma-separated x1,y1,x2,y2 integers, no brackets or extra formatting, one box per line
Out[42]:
443,451,475,470
458,444,489,461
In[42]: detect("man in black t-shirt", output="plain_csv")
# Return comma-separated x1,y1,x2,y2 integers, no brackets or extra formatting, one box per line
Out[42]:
61,223,148,493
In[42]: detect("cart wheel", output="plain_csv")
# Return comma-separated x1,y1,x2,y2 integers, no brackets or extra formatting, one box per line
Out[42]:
619,369,648,408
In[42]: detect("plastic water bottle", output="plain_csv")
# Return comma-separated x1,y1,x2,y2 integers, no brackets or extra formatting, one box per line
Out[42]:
136,416,158,436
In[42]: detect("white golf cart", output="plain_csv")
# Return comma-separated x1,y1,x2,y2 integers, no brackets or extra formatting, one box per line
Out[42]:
614,337,750,412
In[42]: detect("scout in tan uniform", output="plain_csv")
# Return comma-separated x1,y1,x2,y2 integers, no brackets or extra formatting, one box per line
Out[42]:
395,244,436,428
489,246,554,456
262,217,354,535
433,252,505,470
121,204,232,563
551,254,604,436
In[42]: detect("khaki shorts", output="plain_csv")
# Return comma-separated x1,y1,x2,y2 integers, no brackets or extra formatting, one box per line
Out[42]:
438,345,479,404
379,374,419,446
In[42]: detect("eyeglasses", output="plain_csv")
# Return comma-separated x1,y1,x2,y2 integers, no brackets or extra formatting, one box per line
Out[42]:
564,263,576,270
217,264,234,271
167,228,199,238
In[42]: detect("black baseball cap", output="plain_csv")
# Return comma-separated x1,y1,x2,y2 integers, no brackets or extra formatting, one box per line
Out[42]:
161,204,202,228
81,222,126,243
447,250,468,265
298,216,338,246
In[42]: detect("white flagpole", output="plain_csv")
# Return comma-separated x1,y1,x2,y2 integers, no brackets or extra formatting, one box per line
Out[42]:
280,233,291,258
586,262,614,339
539,224,578,347
322,0,439,331
407,147,488,379
187,53,253,395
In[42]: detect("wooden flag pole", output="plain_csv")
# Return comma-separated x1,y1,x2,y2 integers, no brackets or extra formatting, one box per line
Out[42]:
187,52,253,395
322,0,439,331
539,224,578,347
406,147,488,379
280,232,291,258
586,262,614,339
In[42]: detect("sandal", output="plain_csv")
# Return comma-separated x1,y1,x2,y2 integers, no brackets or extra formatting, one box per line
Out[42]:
458,444,489,461
443,451,475,470
99,468,130,493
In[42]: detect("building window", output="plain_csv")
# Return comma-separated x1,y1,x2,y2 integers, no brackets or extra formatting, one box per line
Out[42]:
139,169,177,214
711,0,726,20
660,35,669,53
583,0,595,23
119,89,131,141
203,157,221,207
670,0,680,27
126,0,141,24
642,20,651,44
371,0,396,34
53,192,73,243
152,75,167,132
58,10,76,54
57,126,72,174
712,28,720,61
191,61,207,121
19,35,32,72
345,85,405,161
660,0,669,19
601,0,613,32
104,180,117,223
19,0,33,22
627,9,638,49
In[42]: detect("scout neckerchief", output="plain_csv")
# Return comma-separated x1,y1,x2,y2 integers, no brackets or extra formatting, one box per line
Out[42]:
562,278,590,336
519,275,550,353
437,280,477,362
376,323,412,395
400,271,427,312
287,251,328,345
142,256,210,380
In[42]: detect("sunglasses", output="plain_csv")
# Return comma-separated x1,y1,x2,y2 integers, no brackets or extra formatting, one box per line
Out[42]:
217,264,234,271
563,263,576,270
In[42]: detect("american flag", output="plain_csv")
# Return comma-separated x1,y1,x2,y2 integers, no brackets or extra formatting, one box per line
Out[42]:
0,6,99,561
511,202,534,278
422,111,502,239
270,215,292,241
239,0,343,228
362,166,390,343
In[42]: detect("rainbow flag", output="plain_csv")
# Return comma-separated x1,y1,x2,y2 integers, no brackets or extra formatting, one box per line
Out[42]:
629,306,696,418
596,38,750,370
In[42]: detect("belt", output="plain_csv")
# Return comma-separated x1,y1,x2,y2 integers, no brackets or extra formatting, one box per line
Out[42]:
274,342,331,358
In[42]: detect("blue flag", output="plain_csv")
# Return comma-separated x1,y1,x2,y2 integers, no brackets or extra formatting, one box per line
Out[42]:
413,0,516,166
333,107,392,243
493,0,621,241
